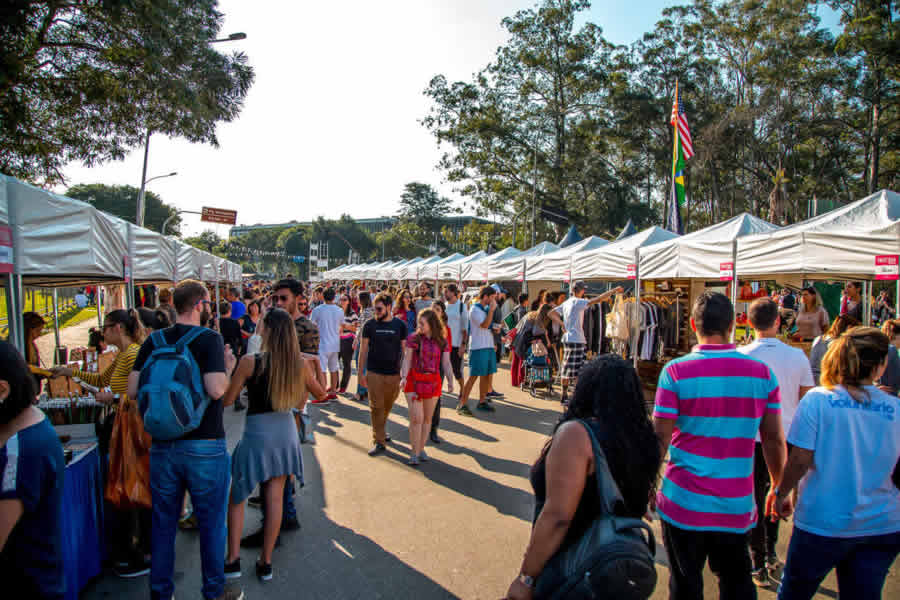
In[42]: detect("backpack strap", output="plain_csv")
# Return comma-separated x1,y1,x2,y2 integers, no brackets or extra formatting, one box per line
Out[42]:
576,419,626,515
150,329,169,350
175,326,206,354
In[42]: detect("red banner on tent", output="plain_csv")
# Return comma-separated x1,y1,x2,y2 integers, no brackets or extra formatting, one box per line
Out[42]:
627,264,636,280
875,255,899,280
0,225,12,273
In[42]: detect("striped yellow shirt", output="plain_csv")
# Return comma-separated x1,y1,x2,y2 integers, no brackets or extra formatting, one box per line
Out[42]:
74,343,140,399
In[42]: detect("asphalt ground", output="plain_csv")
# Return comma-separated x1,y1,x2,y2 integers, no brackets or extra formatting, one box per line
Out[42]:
83,360,898,600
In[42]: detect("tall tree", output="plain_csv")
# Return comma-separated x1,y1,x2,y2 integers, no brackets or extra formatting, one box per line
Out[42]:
66,183,182,234
0,0,254,185
397,182,458,238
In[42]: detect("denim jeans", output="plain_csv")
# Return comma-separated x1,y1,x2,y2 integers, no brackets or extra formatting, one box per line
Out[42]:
149,439,230,600
778,527,900,600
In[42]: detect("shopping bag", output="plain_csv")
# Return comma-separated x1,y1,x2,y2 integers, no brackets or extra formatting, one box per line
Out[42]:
105,397,152,509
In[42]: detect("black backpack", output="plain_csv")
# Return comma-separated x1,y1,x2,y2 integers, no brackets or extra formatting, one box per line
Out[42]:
534,420,657,600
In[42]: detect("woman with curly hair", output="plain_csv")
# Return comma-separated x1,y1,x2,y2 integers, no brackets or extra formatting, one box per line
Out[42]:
506,354,662,599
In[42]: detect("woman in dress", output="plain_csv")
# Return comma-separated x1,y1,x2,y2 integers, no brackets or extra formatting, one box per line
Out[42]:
400,308,453,466
506,355,662,600
223,308,314,582
338,294,359,394
429,300,453,443
0,341,66,599
774,327,900,600
794,287,829,341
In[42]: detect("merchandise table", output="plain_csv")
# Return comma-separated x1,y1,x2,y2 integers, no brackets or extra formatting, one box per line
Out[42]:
61,442,105,600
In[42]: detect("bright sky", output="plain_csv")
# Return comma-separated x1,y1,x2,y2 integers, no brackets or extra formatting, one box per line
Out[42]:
59,1,837,237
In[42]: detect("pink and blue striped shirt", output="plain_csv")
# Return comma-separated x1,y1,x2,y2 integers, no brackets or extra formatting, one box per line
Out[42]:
654,344,781,533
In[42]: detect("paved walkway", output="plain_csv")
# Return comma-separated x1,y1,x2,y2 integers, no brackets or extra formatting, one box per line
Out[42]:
83,364,897,600
35,315,100,366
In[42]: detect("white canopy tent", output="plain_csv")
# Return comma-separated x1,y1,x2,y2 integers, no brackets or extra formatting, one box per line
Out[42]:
482,241,561,283
526,235,610,282
573,226,679,280
462,247,523,282
639,213,778,280
737,190,900,281
395,256,428,281
436,251,485,282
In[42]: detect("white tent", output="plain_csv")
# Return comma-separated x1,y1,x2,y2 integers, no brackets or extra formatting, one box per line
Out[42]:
737,190,900,280
462,247,523,282
572,226,679,280
483,241,561,282
639,213,778,280
378,259,409,280
420,253,464,281
436,251,484,281
396,257,426,281
527,235,610,281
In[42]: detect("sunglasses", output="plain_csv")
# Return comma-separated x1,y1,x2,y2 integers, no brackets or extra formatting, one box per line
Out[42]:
274,294,291,302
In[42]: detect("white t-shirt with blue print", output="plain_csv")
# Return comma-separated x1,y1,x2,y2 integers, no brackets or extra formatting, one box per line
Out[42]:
788,384,900,538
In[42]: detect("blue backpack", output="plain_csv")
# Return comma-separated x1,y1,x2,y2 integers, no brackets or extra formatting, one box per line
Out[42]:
137,327,211,441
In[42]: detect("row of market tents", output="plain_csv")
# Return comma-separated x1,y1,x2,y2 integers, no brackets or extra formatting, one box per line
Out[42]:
325,189,900,291
1,173,242,350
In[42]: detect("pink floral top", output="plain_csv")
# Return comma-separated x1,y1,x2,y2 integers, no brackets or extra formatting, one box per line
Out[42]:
406,333,448,374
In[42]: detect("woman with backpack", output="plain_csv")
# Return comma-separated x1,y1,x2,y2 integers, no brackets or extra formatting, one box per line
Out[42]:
223,308,313,582
400,308,453,466
506,355,662,600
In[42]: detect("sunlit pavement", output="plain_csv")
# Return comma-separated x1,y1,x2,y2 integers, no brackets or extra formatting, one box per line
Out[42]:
83,361,897,599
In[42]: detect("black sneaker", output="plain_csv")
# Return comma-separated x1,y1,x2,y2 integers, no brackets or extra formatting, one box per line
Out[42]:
486,390,504,399
224,557,241,580
247,495,262,508
240,528,280,549
114,559,151,578
385,434,392,443
429,431,441,444
234,399,246,412
368,443,386,456
476,402,496,412
256,561,273,582
281,516,301,531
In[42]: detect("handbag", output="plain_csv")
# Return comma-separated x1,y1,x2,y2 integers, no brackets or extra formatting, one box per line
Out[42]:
534,420,657,600
105,397,152,509
531,339,548,357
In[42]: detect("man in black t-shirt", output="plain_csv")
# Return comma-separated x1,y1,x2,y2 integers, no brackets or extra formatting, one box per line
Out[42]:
128,280,240,600
358,292,407,456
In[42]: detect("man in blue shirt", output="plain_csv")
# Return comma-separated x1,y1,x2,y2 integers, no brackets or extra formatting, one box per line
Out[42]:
227,287,246,320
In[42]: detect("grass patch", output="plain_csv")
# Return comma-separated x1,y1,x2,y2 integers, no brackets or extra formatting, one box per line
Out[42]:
55,306,98,331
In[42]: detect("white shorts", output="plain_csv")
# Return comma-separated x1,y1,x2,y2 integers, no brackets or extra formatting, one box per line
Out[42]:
320,351,339,373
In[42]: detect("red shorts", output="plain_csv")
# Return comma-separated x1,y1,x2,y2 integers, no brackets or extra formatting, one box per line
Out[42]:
404,371,442,400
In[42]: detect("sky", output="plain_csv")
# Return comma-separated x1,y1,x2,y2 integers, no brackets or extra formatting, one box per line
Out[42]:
59,1,838,238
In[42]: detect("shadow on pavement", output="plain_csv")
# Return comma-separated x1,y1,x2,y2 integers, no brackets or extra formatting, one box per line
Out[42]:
81,411,457,600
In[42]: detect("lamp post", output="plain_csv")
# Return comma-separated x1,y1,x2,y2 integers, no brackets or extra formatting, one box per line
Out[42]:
162,209,201,236
134,32,246,227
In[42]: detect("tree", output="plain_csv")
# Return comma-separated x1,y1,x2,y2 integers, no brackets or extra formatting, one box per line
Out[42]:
66,183,182,235
0,0,254,185
311,215,377,263
397,182,458,233
184,230,223,253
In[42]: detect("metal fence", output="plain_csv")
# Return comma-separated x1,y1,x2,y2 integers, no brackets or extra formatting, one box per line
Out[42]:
1,287,81,336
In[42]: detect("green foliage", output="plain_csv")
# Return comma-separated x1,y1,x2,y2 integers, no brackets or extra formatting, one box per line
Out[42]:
423,0,900,233
0,0,254,185
397,182,459,232
312,215,377,262
184,229,224,253
66,183,182,235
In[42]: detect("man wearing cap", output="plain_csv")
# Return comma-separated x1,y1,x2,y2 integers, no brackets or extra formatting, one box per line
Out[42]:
552,281,623,404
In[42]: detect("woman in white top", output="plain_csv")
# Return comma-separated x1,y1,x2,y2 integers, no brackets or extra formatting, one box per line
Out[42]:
774,327,900,600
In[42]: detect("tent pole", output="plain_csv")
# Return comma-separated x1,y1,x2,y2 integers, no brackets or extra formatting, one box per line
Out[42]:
730,240,738,343
9,274,25,352
632,248,641,369
97,286,104,328
895,280,899,317
863,280,871,326
215,268,221,333
52,288,60,351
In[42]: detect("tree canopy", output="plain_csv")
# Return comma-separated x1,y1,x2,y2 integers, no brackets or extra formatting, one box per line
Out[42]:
66,182,182,235
1,0,254,185
423,0,899,233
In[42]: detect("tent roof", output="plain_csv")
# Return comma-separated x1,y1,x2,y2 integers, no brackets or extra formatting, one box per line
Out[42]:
525,235,610,281
737,190,900,278
615,219,637,241
572,226,679,280
522,241,560,256
558,225,582,247
640,213,779,280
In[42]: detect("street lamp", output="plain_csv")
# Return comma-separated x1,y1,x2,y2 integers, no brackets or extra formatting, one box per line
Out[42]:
136,171,177,227
135,32,246,227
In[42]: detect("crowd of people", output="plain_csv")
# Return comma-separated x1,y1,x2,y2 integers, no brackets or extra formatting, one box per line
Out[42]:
1,274,898,600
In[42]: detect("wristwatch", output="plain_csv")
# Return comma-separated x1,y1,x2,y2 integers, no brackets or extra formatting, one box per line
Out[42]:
518,573,535,588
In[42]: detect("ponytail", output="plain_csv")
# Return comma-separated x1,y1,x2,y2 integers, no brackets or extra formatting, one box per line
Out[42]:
820,326,889,403
105,308,147,345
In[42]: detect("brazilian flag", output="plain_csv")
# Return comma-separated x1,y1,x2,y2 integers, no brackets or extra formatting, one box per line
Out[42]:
672,127,686,206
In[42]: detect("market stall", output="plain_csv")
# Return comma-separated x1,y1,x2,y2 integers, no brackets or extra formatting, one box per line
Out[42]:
525,235,609,293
